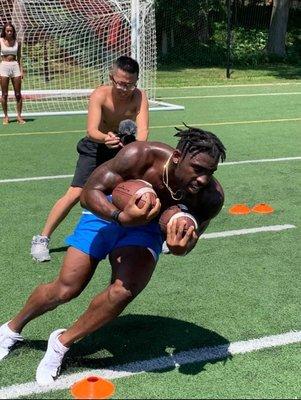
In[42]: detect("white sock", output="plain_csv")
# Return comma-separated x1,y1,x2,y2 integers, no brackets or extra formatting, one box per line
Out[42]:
52,333,69,354
4,322,18,335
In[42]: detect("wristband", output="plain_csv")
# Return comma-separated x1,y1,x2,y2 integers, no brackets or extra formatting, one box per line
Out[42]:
111,209,122,225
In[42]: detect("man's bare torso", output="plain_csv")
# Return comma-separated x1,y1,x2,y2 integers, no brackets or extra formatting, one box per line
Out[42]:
88,141,224,225
96,86,142,134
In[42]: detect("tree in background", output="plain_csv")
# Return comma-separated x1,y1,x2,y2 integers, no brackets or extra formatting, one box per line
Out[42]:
267,0,290,57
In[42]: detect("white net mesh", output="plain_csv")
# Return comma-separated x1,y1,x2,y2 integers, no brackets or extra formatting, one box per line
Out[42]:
1,0,161,115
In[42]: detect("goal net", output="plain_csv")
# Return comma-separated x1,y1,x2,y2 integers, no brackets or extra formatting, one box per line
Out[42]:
0,0,183,116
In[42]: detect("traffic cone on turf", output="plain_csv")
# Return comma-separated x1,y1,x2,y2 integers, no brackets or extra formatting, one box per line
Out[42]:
228,203,251,215
70,376,115,399
251,203,274,214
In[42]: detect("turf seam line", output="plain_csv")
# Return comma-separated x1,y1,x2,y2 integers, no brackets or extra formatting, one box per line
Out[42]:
0,330,300,399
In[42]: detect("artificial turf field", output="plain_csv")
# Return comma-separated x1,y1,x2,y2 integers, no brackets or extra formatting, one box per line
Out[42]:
0,81,300,399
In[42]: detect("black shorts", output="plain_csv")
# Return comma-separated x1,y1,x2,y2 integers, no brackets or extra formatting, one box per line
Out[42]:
71,137,119,188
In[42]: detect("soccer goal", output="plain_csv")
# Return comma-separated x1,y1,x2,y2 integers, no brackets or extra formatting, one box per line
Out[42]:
0,0,183,117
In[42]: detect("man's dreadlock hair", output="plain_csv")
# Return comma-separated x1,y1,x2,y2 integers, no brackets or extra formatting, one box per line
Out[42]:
175,123,226,162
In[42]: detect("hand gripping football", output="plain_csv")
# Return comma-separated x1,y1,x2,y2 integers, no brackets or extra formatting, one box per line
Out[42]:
112,179,157,210
159,204,198,235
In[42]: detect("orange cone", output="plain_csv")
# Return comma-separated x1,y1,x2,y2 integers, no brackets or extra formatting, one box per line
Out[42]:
70,376,115,399
228,204,251,215
251,203,274,214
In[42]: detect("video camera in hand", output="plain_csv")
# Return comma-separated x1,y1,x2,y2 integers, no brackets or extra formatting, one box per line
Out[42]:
118,119,137,145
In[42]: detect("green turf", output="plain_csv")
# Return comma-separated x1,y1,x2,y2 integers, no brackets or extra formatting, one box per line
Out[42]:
0,79,300,399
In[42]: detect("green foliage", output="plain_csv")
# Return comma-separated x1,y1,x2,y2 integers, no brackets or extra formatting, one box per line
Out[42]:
286,29,301,64
158,21,300,68
155,0,300,68
230,26,269,66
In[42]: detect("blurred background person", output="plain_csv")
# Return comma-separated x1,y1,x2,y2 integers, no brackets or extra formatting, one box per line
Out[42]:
0,22,25,125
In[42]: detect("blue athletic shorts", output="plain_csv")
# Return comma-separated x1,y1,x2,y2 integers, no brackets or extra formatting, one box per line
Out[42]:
65,210,164,262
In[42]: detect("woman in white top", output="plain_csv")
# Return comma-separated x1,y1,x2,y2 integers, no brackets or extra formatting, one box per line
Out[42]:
0,22,25,124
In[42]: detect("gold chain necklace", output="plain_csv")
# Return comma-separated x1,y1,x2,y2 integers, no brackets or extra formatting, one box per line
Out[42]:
162,155,184,201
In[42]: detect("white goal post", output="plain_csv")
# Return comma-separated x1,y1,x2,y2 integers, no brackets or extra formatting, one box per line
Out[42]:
1,0,183,117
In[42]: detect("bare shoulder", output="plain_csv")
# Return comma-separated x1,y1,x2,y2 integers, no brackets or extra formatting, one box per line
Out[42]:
85,141,169,192
90,85,111,101
132,87,148,103
112,140,169,166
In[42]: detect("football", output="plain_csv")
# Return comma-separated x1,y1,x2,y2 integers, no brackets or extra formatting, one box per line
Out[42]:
112,179,157,210
159,204,198,235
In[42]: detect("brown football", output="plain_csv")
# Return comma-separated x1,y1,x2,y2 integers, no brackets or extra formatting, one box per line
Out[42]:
112,179,157,210
159,204,198,235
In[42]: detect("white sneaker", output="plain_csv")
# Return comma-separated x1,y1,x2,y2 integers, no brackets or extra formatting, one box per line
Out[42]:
162,241,170,254
31,235,51,262
36,329,69,386
0,322,23,360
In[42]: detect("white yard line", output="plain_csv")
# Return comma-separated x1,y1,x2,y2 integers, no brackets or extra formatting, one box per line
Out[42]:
0,330,300,399
0,156,300,184
201,224,296,239
158,92,301,100
0,174,73,183
219,156,301,166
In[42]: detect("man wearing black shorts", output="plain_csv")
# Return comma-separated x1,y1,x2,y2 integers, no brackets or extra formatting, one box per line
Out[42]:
31,56,149,262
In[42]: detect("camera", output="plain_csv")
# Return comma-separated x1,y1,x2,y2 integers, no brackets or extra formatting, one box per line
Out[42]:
118,119,137,145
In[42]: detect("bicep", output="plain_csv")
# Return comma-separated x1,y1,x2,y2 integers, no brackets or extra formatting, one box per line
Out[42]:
84,163,122,194
87,92,103,131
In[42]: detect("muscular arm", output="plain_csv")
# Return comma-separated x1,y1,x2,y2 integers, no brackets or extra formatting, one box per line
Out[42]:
135,90,149,141
80,143,160,226
80,163,122,219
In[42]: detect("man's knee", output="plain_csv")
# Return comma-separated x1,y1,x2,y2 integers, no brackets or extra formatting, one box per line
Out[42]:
1,93,8,101
108,279,134,305
15,93,22,101
55,281,81,303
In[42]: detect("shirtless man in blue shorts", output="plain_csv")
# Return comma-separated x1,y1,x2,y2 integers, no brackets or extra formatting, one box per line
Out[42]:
0,125,226,385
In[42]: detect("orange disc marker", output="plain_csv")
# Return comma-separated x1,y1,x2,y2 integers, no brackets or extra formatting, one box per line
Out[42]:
228,204,251,215
70,376,115,399
251,203,274,214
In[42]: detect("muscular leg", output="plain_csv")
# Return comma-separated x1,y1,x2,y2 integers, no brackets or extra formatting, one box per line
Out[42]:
11,76,25,123
41,186,82,238
59,246,157,347
9,248,98,333
1,76,9,123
